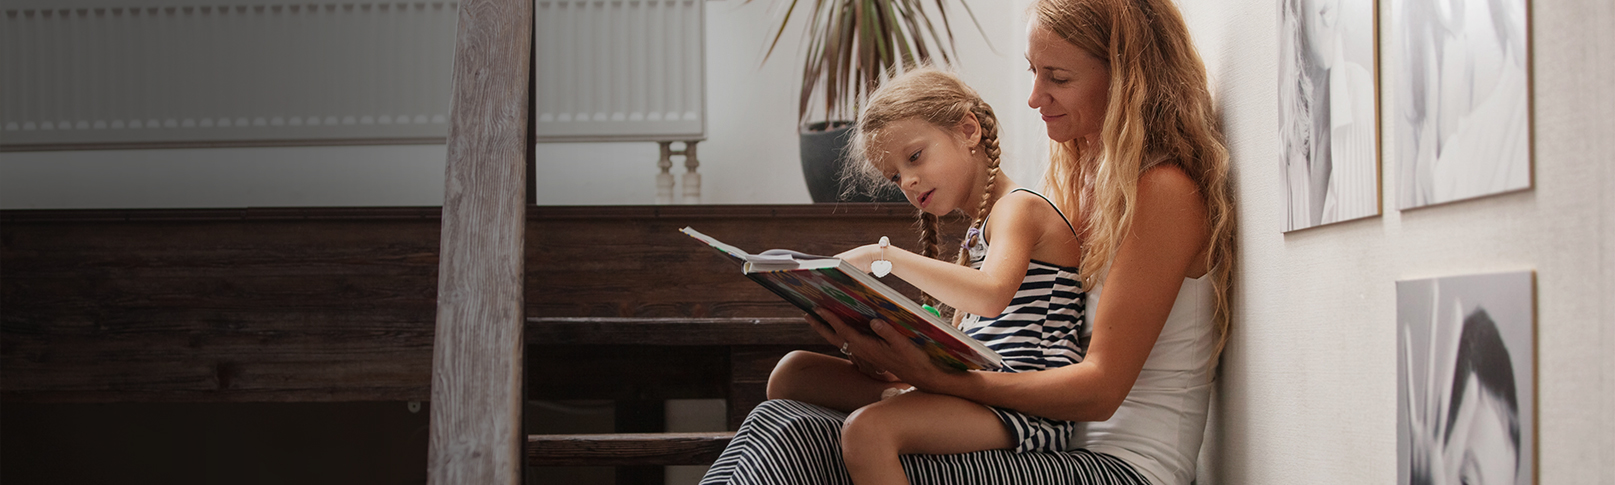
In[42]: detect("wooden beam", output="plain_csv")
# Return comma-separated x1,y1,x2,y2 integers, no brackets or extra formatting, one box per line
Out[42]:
428,0,531,482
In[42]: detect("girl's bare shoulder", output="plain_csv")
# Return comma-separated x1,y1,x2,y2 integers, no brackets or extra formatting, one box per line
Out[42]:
990,190,1082,266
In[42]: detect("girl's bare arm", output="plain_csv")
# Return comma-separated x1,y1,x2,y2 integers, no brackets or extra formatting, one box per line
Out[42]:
837,192,1056,317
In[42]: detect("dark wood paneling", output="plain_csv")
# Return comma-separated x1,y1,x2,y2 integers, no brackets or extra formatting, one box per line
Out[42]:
726,345,836,430
526,345,729,401
2,213,442,402
2,204,960,404
523,204,955,318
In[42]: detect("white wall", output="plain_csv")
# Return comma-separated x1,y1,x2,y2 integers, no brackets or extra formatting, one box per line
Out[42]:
1178,0,1614,483
531,0,1047,206
0,0,1046,209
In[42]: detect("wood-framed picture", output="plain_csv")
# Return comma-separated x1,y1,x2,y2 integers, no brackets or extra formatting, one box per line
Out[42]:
1397,270,1536,485
1277,0,1382,232
1390,0,1533,209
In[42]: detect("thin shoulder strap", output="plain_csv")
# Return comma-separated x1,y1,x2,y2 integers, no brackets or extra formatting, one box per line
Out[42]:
978,188,1080,243
1008,188,1079,238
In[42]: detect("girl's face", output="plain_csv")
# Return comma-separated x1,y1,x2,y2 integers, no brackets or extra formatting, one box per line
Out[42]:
1026,20,1112,144
873,117,985,217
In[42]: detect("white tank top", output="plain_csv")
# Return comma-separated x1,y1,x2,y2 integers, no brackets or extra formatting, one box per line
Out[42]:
1069,274,1217,485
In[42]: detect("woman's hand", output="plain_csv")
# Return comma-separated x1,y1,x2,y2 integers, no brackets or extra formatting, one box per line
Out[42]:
803,311,897,381
810,308,959,391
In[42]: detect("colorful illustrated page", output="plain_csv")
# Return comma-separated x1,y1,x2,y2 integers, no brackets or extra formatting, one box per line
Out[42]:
749,267,995,371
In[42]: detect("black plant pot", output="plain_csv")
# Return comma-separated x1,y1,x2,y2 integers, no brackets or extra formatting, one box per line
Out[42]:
799,121,906,203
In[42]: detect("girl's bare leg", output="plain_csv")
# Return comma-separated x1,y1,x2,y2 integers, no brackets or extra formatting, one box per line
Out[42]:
768,350,908,413
840,391,1015,485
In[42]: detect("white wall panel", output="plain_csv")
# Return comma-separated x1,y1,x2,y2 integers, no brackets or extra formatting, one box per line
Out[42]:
0,1,458,149
533,0,705,142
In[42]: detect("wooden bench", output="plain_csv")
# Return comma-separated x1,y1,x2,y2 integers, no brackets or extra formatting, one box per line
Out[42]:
0,204,961,480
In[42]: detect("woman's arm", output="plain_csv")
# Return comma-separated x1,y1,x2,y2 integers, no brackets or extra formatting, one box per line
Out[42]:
837,192,1051,317
828,166,1209,422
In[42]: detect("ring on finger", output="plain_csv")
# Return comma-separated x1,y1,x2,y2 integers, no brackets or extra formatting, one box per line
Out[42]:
839,342,852,356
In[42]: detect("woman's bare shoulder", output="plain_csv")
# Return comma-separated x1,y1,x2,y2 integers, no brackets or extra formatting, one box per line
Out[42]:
1135,162,1210,276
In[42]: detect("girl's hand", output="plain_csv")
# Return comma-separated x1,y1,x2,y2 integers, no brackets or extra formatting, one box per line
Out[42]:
833,244,881,274
812,308,957,392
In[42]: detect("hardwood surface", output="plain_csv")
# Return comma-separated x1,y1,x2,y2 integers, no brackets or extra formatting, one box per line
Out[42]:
1,208,443,402
429,0,533,482
524,203,943,318
1,204,957,403
526,432,735,467
525,317,821,346
1,204,956,477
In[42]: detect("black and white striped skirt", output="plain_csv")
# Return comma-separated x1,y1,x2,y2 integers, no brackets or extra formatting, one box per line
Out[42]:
700,399,1150,485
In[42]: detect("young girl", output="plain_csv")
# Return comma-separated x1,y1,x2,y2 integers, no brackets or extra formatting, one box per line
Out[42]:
765,67,1089,485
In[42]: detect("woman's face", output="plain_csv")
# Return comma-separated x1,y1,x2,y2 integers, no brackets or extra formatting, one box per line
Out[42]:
1025,19,1111,144
1299,0,1340,68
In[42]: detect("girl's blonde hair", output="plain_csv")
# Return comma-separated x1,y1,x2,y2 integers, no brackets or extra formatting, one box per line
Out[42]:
844,66,1003,316
1033,0,1237,365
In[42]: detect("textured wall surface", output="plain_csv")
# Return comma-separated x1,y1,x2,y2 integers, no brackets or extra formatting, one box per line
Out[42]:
1178,0,1613,483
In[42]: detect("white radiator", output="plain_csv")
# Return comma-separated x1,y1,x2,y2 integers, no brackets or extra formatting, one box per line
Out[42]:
532,0,706,142
1,1,459,150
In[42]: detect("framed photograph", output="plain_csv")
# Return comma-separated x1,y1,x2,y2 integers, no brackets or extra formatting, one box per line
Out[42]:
1277,0,1381,232
1391,0,1532,209
1397,271,1535,485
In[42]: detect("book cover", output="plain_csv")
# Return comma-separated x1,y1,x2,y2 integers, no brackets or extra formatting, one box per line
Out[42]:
681,227,1004,372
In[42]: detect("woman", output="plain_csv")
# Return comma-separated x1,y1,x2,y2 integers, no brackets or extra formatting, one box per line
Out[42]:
700,0,1234,483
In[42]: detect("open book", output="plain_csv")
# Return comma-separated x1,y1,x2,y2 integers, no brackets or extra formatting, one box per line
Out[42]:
681,227,1004,371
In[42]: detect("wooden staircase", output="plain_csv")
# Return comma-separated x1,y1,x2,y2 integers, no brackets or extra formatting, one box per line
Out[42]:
0,203,956,483
0,0,965,482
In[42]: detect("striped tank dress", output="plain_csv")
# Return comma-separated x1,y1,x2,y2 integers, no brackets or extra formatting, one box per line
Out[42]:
960,187,1090,374
958,188,1087,454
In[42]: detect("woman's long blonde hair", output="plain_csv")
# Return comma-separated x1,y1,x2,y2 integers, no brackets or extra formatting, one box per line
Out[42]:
1034,0,1237,365
844,67,1004,317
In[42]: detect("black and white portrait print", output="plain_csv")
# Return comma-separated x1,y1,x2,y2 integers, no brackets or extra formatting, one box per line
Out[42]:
1391,0,1531,209
1278,0,1380,231
1397,271,1534,485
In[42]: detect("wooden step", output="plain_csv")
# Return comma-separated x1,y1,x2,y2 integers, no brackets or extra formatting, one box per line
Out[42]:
526,432,735,467
526,316,823,346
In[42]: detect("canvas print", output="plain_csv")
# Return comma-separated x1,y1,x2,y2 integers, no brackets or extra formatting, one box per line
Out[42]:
1391,0,1532,209
1278,0,1381,231
1397,271,1534,485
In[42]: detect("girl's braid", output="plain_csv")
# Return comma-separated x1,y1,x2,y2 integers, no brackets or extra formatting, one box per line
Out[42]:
935,104,1004,325
954,103,1004,269
916,211,942,307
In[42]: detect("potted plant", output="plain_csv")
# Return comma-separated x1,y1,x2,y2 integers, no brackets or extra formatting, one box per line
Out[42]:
756,0,987,202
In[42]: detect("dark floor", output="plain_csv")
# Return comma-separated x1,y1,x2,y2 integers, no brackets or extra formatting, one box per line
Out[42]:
0,400,629,485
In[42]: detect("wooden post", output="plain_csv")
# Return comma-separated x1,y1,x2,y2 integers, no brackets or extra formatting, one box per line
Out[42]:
429,0,531,483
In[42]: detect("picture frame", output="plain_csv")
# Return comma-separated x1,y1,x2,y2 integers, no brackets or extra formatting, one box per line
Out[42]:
1397,270,1536,485
1390,0,1533,209
1277,0,1382,232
